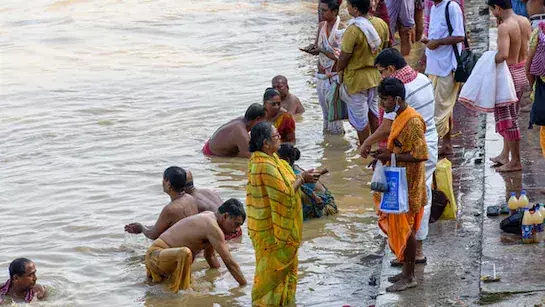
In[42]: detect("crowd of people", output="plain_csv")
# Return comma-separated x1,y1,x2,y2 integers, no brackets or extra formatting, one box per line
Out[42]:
2,0,544,305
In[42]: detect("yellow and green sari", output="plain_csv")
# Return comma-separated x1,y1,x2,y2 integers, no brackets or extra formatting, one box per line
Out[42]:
246,151,302,306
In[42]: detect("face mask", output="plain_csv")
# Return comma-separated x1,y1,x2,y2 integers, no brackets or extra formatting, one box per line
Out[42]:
393,104,400,112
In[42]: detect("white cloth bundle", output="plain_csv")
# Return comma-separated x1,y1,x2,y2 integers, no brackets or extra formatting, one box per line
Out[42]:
458,50,517,113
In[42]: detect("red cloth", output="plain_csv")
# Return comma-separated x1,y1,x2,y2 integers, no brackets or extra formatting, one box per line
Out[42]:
494,62,527,141
391,65,418,84
202,140,215,156
225,228,242,240
372,0,393,46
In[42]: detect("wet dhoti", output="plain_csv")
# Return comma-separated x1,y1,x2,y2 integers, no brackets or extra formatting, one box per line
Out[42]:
494,62,527,141
145,238,192,293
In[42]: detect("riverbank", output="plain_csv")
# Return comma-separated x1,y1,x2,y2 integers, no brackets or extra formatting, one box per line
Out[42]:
375,0,545,305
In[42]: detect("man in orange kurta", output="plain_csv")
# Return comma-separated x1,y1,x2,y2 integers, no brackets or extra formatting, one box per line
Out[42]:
372,77,428,292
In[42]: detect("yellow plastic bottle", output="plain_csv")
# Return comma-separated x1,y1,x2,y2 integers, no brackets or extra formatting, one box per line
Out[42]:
518,191,530,209
521,208,534,244
507,192,518,213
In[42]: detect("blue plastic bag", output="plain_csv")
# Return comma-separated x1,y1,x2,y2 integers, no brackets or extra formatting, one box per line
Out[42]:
379,154,409,214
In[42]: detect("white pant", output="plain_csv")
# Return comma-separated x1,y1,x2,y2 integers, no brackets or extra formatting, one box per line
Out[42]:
339,84,379,131
415,158,437,241
316,74,345,135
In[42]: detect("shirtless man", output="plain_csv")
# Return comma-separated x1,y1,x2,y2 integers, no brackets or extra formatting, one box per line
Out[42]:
0,258,46,304
184,170,222,213
272,75,305,115
145,199,247,293
125,166,198,239
184,170,242,240
489,0,532,172
527,0,545,30
203,103,266,158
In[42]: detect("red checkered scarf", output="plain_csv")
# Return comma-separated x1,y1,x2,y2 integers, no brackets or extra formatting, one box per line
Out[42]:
391,65,418,84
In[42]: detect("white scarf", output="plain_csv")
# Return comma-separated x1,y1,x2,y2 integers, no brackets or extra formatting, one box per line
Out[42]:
318,16,341,74
347,16,382,54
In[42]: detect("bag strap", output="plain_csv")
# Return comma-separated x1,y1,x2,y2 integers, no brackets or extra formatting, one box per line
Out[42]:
445,1,467,66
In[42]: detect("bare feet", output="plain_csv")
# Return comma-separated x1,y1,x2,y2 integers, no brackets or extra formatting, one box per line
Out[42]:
386,277,418,292
490,155,508,166
497,161,522,172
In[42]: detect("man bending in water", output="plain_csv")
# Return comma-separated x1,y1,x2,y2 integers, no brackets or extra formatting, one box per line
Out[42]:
272,75,305,115
0,258,46,304
203,103,266,158
125,166,198,239
145,198,247,293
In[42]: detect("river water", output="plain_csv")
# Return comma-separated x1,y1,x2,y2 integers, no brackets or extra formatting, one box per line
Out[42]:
0,1,385,306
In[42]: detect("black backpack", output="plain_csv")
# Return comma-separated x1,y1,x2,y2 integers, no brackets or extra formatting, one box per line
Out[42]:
445,1,478,83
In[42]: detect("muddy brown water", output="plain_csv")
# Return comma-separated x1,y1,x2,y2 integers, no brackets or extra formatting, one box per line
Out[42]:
0,1,399,306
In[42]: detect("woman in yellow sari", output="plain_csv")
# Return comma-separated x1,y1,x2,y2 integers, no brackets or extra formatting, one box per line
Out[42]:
246,122,320,306
371,77,428,292
263,88,296,143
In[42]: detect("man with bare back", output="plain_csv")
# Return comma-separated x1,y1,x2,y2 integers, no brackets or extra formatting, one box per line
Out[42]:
184,170,223,213
124,166,198,239
272,75,305,115
488,0,532,172
184,170,242,240
203,103,266,158
527,0,545,30
145,199,247,293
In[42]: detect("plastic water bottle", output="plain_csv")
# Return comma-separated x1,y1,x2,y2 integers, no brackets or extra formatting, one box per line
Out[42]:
507,192,518,214
518,191,530,209
521,208,534,244
532,209,544,243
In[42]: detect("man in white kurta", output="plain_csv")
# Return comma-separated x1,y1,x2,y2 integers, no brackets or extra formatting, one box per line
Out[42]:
361,48,438,264
422,0,465,156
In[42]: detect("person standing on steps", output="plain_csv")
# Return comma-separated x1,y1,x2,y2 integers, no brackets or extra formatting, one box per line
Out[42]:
337,0,390,146
421,0,465,156
488,0,532,172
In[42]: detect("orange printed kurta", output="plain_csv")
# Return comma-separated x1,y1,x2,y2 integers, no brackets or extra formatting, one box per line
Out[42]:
375,106,428,262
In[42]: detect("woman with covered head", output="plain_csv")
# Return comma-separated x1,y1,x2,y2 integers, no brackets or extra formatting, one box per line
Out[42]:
371,77,428,292
277,143,338,219
263,87,296,143
246,122,321,306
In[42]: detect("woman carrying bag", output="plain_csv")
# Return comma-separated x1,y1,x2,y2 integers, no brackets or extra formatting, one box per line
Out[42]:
371,77,429,292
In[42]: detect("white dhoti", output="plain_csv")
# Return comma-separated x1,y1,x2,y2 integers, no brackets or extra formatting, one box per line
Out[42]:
316,73,345,135
339,84,379,131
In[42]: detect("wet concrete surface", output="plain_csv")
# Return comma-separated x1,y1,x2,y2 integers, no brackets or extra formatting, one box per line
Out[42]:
481,110,545,301
375,0,493,305
376,103,487,307
375,0,545,304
